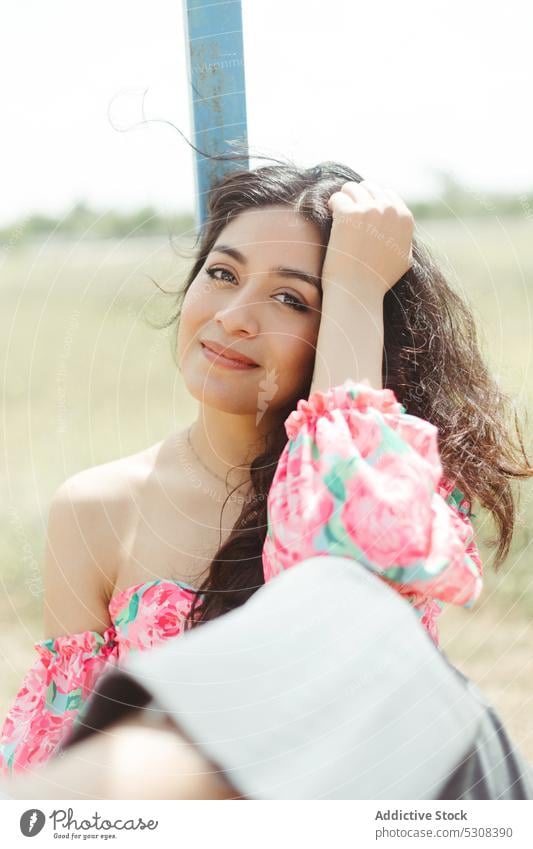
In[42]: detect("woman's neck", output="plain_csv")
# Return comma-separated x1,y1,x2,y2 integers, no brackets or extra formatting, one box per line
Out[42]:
188,404,268,488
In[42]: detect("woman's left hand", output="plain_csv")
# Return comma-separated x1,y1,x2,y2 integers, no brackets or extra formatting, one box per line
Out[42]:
323,180,415,300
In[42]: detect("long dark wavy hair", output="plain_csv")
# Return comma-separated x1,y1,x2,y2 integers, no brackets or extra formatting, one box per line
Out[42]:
151,152,533,630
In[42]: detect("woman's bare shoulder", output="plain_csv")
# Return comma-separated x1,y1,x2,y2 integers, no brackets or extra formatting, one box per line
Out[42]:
42,435,192,639
61,435,175,504
75,430,191,522
50,438,174,591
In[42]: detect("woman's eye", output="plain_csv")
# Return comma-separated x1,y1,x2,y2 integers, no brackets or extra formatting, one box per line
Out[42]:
273,292,309,313
205,266,236,284
205,266,309,313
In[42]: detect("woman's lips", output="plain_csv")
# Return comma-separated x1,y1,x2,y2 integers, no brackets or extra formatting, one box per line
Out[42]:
200,343,260,370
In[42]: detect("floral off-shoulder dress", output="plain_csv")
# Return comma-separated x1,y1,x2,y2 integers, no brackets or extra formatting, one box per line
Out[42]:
0,379,483,777
0,580,201,778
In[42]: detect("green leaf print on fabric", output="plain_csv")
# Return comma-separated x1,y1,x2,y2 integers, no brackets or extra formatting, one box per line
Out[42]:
46,680,57,711
45,682,83,715
323,464,347,502
373,415,413,459
319,502,368,564
65,691,83,712
447,485,476,519
114,591,140,632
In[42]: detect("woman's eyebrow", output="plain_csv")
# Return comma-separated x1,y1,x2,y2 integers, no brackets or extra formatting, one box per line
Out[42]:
211,244,322,294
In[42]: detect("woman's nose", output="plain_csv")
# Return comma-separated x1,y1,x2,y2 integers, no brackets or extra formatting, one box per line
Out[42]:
213,291,262,336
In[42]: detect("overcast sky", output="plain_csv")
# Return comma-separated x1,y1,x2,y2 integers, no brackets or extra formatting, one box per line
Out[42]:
1,0,532,226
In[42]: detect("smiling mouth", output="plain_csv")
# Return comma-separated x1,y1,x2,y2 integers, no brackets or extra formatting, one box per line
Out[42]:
200,342,260,370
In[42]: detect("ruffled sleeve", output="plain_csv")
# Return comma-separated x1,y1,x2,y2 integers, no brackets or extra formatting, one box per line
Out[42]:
0,625,119,777
262,378,483,647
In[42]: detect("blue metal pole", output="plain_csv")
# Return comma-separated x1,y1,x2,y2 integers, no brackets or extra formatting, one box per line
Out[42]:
182,0,249,228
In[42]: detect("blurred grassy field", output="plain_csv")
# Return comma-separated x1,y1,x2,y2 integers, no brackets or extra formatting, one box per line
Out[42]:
1,214,532,762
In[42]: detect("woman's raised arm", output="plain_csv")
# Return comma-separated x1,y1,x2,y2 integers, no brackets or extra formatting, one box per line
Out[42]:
309,180,414,395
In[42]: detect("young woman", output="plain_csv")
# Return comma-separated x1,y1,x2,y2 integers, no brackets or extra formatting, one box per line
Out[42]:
1,160,531,778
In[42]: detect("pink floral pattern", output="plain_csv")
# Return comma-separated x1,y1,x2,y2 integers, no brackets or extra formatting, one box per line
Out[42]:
263,378,483,646
0,580,200,777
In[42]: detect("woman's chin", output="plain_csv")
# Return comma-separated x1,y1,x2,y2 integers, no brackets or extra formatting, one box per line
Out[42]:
183,372,262,414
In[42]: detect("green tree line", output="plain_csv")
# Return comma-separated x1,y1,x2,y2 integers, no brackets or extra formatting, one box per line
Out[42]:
1,174,532,246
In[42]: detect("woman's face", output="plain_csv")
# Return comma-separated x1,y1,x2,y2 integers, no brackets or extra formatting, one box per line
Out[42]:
177,204,324,418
